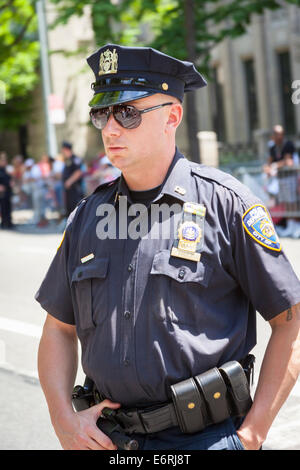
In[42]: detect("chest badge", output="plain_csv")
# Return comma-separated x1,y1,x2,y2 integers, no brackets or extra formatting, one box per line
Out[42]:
171,202,206,262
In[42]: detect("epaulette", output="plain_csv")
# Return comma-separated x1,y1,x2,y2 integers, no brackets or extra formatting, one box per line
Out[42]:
65,198,87,229
91,176,120,195
65,177,120,230
190,163,255,206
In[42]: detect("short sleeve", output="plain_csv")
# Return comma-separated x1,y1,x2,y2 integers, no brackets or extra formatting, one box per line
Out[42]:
282,140,295,157
35,225,75,325
269,145,276,162
231,197,300,321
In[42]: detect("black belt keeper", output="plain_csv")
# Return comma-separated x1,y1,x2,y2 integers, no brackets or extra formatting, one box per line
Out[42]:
171,360,252,434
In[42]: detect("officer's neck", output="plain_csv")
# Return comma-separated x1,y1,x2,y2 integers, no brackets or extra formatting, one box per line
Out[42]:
123,148,175,191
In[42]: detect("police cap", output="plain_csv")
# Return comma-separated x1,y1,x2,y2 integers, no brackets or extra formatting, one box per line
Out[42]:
87,44,207,108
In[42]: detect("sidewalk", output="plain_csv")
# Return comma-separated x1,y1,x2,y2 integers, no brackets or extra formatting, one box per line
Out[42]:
11,209,66,234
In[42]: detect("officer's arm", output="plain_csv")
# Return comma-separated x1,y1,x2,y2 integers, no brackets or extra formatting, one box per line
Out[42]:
64,169,83,189
38,313,119,450
237,303,300,450
38,313,79,426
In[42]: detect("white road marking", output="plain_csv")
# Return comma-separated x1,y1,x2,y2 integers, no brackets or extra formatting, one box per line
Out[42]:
17,246,55,255
0,317,42,338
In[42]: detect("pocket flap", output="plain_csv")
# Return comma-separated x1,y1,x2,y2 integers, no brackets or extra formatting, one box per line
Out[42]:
71,257,109,283
150,250,213,287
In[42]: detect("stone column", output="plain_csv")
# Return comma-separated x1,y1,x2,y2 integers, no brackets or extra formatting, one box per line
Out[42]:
289,5,300,135
197,131,219,167
252,14,272,132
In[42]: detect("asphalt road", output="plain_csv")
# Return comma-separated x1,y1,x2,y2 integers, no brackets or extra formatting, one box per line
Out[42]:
0,219,299,450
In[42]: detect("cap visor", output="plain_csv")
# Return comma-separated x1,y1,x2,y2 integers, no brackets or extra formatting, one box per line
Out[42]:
88,90,155,108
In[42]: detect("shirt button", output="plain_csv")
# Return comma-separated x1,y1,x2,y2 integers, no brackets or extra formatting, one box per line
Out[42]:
127,264,133,272
124,311,131,319
178,268,185,280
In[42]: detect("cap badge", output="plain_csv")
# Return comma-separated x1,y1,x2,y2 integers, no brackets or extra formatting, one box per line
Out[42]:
99,48,118,76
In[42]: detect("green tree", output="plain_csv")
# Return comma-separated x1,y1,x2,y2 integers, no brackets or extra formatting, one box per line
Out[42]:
0,0,39,130
50,0,300,162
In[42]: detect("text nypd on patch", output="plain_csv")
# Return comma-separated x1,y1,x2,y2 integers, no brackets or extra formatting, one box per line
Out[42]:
242,204,281,252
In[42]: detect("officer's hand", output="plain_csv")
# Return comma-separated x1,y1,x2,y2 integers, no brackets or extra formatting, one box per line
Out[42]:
53,399,121,450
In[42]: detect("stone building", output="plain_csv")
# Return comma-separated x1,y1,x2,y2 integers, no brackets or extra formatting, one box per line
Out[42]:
1,2,300,164
199,4,300,163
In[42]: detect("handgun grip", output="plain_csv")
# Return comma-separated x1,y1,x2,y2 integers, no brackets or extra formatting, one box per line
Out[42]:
97,417,139,450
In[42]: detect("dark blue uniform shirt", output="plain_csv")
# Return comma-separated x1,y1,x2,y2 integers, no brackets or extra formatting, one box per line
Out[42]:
35,149,300,407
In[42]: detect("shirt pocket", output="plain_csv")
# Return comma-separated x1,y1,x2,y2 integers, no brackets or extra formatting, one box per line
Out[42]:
150,249,213,325
71,256,109,330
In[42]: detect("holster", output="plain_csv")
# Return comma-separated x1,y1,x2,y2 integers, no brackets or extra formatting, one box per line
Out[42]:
171,360,252,434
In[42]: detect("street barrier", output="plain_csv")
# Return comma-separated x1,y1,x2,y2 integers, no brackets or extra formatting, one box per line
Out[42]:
234,165,300,221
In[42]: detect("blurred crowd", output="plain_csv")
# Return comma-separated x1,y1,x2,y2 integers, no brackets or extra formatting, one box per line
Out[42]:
263,125,300,238
0,141,120,230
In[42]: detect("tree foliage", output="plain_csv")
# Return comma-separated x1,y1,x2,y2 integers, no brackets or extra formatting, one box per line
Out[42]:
50,0,299,77
1,0,299,139
0,0,39,129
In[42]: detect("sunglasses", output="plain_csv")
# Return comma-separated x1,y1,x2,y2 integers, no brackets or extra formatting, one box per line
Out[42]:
89,102,174,130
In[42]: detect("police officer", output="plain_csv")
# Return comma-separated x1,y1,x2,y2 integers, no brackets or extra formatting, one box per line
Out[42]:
0,152,13,229
61,141,84,217
36,45,300,450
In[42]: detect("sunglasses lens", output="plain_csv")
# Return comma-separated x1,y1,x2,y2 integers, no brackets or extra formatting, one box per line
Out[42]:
90,108,109,130
114,105,141,129
90,105,142,129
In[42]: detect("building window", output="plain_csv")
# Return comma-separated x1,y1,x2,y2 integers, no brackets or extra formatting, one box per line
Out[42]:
243,58,259,139
277,51,296,135
210,66,226,142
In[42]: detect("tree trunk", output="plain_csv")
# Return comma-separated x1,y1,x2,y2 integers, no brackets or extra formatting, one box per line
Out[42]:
183,0,201,163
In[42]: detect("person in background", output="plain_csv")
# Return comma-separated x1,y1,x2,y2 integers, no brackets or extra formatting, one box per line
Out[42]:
52,154,65,218
22,158,35,208
0,152,13,229
98,155,121,184
264,126,299,237
11,154,25,209
61,142,84,217
266,125,295,169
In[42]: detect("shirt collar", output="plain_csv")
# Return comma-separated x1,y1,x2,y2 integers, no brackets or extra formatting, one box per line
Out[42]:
116,147,191,205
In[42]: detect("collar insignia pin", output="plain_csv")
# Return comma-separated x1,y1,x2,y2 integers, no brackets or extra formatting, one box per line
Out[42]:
81,253,95,264
174,185,186,196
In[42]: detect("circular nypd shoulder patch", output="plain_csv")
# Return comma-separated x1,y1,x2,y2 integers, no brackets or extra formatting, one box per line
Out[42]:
242,204,281,252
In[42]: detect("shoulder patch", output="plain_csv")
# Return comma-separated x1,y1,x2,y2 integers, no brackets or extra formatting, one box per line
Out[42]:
242,204,281,252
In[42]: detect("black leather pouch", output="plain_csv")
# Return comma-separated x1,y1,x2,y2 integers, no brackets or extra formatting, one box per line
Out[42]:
170,377,206,433
194,367,230,425
219,361,252,417
171,361,252,434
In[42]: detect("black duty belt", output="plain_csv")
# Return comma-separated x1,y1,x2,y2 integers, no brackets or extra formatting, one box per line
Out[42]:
92,355,255,435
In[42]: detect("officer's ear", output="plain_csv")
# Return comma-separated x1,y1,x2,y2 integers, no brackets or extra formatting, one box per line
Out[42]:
165,101,183,132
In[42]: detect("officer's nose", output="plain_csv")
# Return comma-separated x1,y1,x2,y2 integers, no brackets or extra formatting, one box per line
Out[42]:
102,112,122,137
